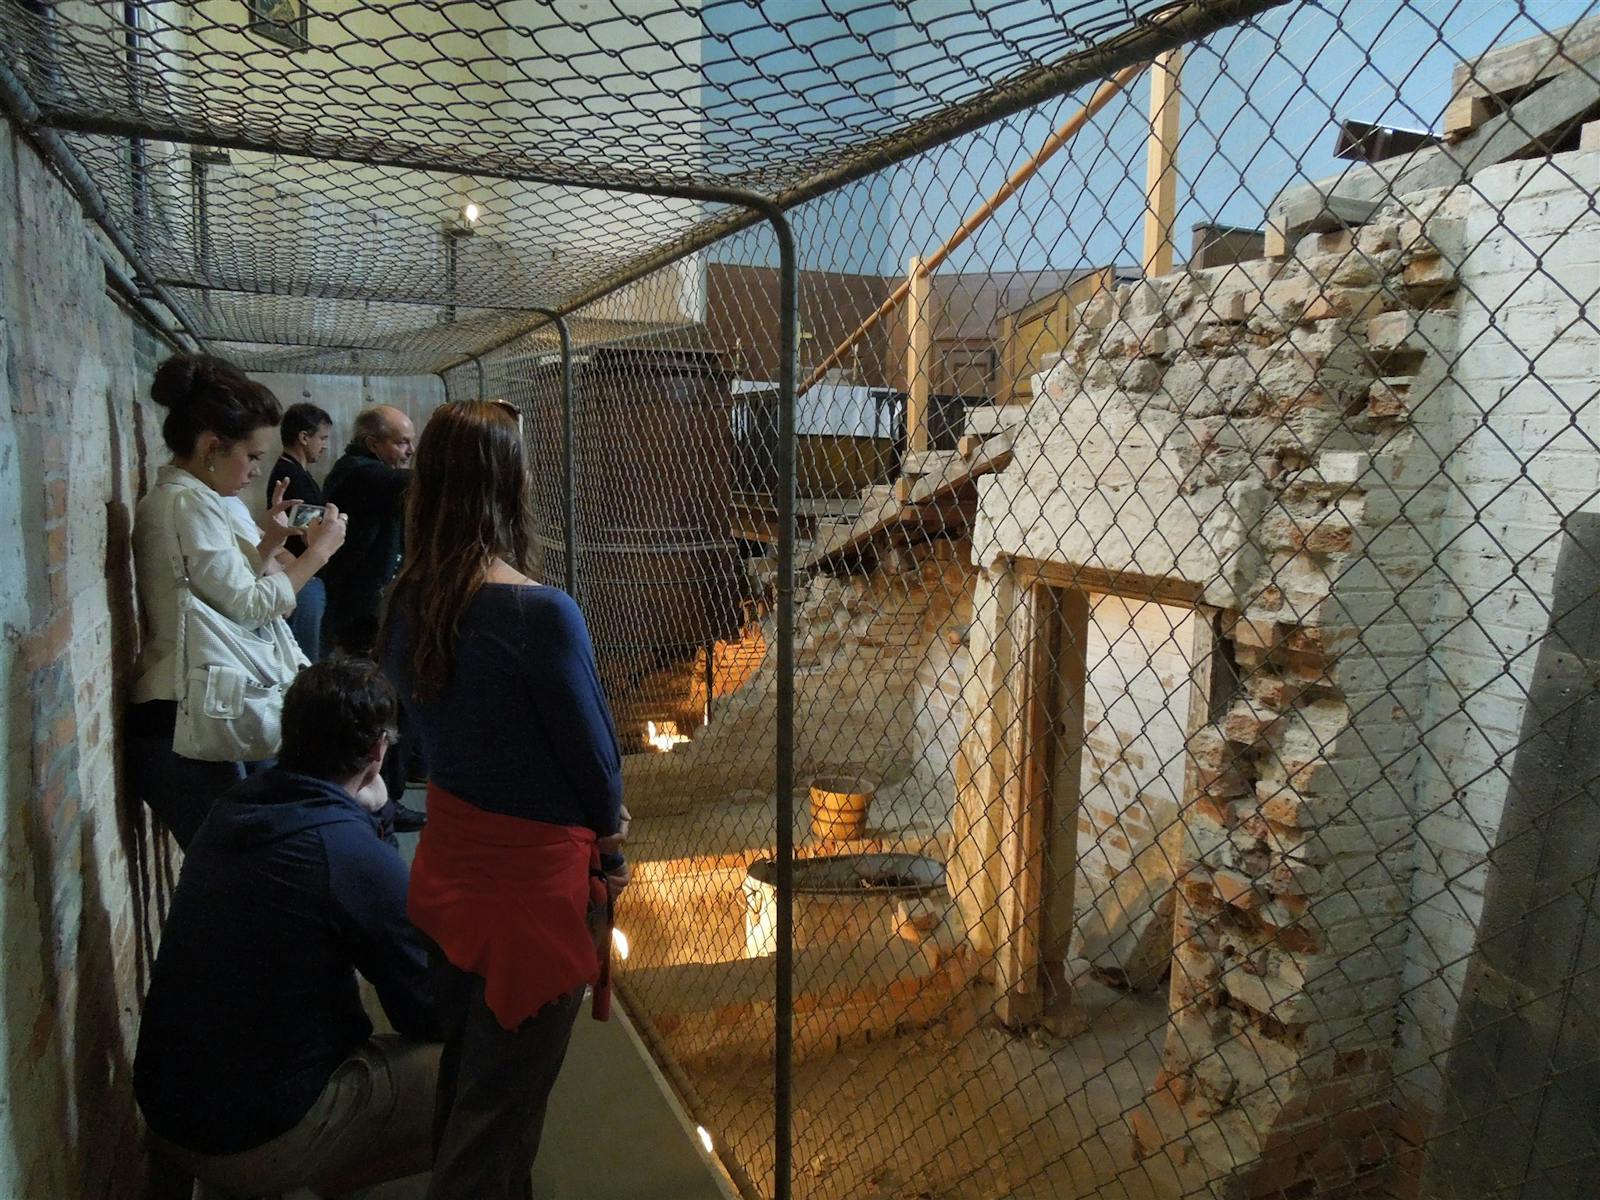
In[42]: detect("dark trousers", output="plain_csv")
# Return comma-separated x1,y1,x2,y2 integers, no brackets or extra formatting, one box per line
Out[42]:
125,711,245,849
426,950,584,1200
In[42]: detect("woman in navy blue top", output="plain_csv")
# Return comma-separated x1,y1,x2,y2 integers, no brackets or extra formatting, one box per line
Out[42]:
379,399,626,1200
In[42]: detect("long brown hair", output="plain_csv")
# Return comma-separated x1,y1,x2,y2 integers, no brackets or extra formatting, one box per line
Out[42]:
381,401,533,699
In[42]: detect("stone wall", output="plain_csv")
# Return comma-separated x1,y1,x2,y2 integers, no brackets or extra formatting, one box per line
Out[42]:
791,539,978,821
957,186,1465,1194
0,123,167,1197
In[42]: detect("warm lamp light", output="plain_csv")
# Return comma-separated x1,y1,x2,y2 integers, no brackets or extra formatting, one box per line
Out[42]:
462,201,481,224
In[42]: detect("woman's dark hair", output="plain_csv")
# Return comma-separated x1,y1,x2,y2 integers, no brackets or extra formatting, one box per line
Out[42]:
150,353,282,456
278,655,398,780
380,401,532,700
281,401,334,447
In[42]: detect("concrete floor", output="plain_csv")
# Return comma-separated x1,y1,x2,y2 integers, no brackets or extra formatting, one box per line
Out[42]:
345,1001,736,1200
339,791,737,1200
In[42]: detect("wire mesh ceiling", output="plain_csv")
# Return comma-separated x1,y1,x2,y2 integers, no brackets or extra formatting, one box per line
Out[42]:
0,0,1249,373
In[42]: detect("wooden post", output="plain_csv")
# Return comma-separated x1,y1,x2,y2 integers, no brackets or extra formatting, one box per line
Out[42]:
1142,49,1183,278
996,583,1090,1026
1039,587,1089,1007
905,256,931,455
795,63,1147,399
994,584,1049,1027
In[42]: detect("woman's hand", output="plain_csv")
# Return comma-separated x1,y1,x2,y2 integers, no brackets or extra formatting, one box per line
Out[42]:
604,862,631,895
596,803,631,857
259,477,300,554
303,502,348,562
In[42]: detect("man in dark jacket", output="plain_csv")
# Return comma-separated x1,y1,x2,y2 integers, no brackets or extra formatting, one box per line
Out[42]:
321,403,414,656
321,403,427,831
133,657,441,1197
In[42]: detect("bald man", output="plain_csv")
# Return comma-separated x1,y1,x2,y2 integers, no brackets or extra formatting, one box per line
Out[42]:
322,405,426,833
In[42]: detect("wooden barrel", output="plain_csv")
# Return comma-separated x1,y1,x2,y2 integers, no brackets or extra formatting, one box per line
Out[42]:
809,774,875,840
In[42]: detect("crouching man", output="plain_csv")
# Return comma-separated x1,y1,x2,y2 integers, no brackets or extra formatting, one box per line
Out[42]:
134,656,441,1196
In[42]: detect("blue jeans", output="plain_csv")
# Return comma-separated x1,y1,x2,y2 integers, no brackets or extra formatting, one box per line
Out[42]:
289,576,326,662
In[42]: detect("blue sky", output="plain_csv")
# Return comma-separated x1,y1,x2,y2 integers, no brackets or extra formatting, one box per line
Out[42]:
704,0,1596,275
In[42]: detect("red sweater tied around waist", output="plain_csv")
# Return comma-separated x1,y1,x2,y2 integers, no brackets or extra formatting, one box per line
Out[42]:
409,783,611,1030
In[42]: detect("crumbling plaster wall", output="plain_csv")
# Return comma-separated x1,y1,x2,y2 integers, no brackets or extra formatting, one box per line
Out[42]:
955,180,1468,1195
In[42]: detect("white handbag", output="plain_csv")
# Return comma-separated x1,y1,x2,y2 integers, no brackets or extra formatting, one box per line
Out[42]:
169,536,308,764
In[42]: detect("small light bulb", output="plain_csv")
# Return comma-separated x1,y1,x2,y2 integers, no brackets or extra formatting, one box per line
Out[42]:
462,202,481,224
612,928,631,961
697,1125,714,1153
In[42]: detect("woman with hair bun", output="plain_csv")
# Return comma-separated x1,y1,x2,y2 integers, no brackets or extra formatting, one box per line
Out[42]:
127,353,349,847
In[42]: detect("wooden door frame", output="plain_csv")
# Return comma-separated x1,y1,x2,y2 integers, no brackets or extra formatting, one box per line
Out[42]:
993,555,1225,1026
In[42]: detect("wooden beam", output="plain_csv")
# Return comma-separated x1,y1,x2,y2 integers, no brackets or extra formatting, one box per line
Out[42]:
795,63,1147,398
1040,587,1090,1007
1446,14,1600,138
1269,47,1600,243
1142,49,1184,278
905,256,931,455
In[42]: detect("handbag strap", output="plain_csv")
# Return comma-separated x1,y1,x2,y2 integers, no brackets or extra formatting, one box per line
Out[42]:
158,479,202,591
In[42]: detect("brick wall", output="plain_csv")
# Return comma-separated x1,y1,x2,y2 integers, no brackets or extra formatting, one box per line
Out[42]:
0,123,167,1197
1396,149,1600,1119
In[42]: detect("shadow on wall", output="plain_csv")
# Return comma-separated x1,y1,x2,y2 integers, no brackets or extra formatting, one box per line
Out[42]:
1,535,140,1197
105,375,177,998
0,344,169,1195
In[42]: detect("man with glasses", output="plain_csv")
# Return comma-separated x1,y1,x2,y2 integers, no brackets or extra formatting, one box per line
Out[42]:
134,656,442,1198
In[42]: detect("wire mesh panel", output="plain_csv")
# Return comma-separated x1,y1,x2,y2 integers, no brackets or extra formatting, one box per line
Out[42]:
8,1,1600,1198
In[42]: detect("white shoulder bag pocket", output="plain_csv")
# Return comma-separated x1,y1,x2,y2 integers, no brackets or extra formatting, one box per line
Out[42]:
168,514,308,763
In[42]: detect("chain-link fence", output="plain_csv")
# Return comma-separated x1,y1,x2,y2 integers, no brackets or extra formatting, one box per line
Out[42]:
6,2,1599,1197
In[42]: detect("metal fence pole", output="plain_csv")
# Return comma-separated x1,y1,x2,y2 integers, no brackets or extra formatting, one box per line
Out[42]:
520,307,580,603
556,314,578,605
0,60,203,351
762,201,799,1200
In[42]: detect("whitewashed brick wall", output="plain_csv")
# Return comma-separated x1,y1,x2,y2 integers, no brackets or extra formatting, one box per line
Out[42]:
0,122,165,1197
1398,148,1600,1107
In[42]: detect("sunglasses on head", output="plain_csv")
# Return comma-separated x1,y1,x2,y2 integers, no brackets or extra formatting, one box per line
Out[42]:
445,397,521,422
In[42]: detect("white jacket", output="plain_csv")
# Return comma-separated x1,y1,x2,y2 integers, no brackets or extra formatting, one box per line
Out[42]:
131,465,297,705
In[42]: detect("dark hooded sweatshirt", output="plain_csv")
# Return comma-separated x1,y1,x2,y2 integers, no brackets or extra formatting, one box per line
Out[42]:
133,769,440,1156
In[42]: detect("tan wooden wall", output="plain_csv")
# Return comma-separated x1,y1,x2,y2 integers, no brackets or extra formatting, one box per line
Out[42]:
993,267,1117,407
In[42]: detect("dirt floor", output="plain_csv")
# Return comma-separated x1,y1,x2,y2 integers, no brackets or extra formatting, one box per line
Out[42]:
684,980,1204,1200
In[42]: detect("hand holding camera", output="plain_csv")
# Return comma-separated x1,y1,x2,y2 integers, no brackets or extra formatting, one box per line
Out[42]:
302,501,348,561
